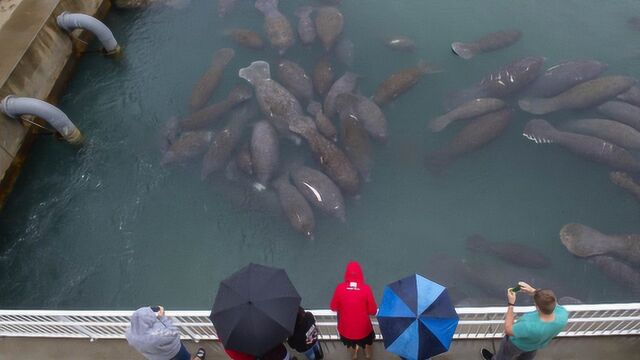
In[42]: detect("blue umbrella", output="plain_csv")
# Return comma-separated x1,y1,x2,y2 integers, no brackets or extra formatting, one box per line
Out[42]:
377,274,459,360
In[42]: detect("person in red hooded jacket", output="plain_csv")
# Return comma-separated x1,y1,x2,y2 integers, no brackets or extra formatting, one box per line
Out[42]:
330,261,378,359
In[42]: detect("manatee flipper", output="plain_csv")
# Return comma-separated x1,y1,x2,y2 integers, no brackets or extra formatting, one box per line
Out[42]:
239,61,271,85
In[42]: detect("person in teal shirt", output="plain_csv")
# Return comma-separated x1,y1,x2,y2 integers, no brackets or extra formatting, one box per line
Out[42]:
481,282,569,360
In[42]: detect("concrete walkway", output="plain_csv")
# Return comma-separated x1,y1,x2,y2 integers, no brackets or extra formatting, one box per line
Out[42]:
1,336,639,359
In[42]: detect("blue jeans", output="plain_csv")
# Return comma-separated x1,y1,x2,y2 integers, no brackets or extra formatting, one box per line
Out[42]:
302,342,320,360
171,343,191,360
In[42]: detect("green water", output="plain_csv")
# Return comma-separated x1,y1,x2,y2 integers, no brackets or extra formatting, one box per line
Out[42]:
1,0,639,309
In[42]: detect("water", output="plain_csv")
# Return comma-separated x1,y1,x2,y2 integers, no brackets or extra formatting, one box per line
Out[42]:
1,0,639,309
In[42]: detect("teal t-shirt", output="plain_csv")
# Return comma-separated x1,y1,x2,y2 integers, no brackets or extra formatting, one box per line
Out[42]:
510,305,569,352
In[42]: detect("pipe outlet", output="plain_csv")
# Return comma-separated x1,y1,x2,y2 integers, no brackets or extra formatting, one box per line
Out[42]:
1,96,83,144
57,12,121,55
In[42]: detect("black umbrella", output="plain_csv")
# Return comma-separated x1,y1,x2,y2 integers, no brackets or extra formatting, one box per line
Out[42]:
210,263,301,356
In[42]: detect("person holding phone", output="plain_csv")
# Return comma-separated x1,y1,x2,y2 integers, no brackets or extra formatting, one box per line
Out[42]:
287,307,323,360
126,305,206,360
481,282,569,360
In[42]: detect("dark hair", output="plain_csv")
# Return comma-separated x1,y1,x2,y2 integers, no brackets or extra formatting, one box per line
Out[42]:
296,306,305,325
534,289,556,315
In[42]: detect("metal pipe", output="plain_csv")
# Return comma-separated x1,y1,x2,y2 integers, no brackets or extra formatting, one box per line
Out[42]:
56,12,121,55
0,96,83,144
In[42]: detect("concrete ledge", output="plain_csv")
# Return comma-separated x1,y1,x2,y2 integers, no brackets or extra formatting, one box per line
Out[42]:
0,0,109,209
0,336,638,360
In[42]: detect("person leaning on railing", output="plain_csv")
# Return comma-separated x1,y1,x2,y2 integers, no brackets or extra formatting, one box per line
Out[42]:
481,282,569,360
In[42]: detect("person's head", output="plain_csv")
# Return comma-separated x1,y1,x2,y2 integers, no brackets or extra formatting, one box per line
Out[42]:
296,307,305,324
534,289,557,315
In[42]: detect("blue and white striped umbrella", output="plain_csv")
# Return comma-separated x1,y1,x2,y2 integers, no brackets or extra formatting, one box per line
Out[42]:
377,274,459,360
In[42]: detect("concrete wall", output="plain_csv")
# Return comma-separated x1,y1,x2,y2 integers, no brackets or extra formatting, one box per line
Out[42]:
0,0,108,208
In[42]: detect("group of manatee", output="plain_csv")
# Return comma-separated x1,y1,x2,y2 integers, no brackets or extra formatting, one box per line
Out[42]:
115,0,640,297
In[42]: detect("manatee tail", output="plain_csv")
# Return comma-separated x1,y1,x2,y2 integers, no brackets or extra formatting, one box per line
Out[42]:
255,0,278,14
424,150,452,176
451,42,478,60
239,61,271,85
427,114,454,133
288,115,316,136
518,97,555,115
295,5,313,18
522,119,559,144
465,234,490,252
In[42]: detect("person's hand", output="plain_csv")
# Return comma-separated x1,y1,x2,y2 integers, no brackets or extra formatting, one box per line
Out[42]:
157,306,165,317
507,288,516,305
518,281,536,295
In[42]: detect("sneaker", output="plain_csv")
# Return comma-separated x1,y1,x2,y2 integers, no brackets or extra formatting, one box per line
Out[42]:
480,348,493,360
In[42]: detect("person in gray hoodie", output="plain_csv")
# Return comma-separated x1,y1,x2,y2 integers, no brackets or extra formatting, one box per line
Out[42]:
126,306,206,360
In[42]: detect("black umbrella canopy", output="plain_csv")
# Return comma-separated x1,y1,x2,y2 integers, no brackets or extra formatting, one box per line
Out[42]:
210,263,301,356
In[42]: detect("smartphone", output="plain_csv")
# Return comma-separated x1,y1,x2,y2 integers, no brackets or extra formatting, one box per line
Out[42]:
510,285,521,293
150,306,161,312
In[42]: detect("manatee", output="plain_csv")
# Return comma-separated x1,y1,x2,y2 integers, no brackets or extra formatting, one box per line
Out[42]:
558,296,583,305
427,98,506,133
447,56,544,109
217,0,236,17
315,7,344,51
455,297,504,307
560,223,640,266
201,104,256,180
239,61,305,138
466,234,551,269
335,37,355,68
523,119,640,172
294,6,316,45
383,36,416,52
335,93,388,142
180,84,253,131
272,174,315,239
114,0,190,9
588,255,640,297
562,118,640,150
307,101,337,141
161,131,213,165
234,143,254,177
425,109,512,174
159,116,180,152
277,59,314,104
255,0,295,55
617,86,640,106
597,101,640,131
340,116,374,181
313,57,335,97
451,29,522,60
324,72,358,117
289,116,360,195
251,120,279,190
524,60,608,98
190,48,235,112
519,76,636,115
227,28,265,50
291,166,346,222
373,60,438,106
461,258,579,302
610,171,640,201
629,16,640,31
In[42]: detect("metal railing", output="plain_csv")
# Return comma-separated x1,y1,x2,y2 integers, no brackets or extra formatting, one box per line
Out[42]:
1,303,639,342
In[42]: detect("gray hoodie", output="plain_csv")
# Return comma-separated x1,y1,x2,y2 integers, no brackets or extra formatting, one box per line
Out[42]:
125,307,182,360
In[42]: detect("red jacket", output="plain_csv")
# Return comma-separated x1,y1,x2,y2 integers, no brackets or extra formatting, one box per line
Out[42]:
330,261,378,340
225,349,255,360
